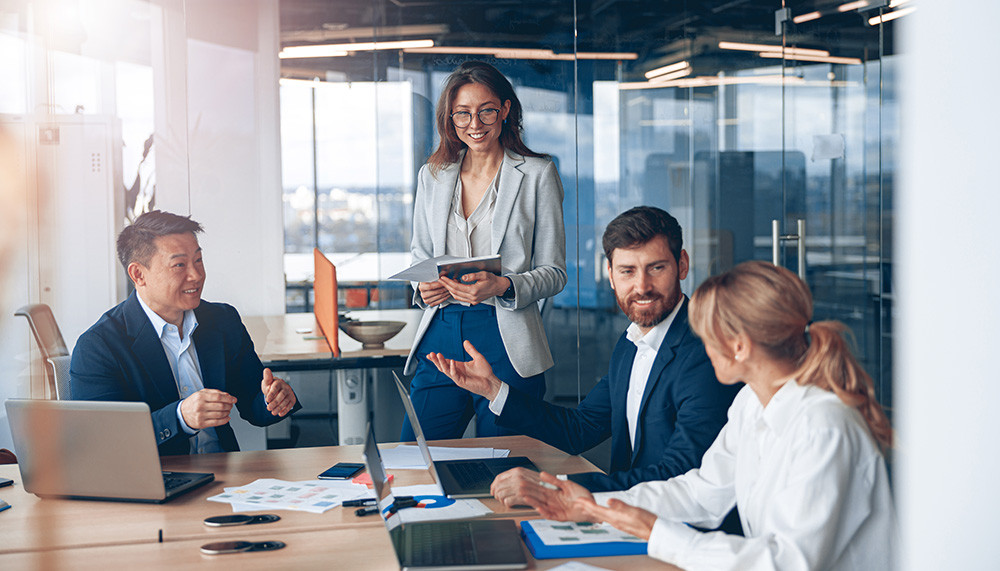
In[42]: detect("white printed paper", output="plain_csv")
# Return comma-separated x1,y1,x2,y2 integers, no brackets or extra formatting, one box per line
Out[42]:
381,444,510,470
528,520,645,546
207,478,369,514
387,484,493,523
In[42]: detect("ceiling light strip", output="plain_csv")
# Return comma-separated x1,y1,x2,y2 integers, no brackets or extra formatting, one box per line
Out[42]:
837,1,870,12
648,68,693,83
645,60,690,79
402,46,636,60
280,39,434,59
718,41,830,57
793,11,822,24
758,52,863,65
869,6,916,25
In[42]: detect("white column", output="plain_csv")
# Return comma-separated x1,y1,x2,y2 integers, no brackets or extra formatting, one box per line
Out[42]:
898,2,1000,568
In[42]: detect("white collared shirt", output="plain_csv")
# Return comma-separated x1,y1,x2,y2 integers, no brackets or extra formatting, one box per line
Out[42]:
622,296,683,448
136,294,223,454
596,380,897,571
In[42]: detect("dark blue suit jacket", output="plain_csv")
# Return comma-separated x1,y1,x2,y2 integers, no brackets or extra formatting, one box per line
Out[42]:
497,300,739,491
70,292,299,455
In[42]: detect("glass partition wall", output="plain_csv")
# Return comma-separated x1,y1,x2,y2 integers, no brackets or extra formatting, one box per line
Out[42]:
279,0,902,441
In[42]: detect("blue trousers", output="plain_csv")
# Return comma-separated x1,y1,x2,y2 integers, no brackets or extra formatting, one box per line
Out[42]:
400,304,546,441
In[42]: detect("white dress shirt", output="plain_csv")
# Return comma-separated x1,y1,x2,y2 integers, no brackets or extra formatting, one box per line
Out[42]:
136,294,223,454
596,380,896,571
623,297,683,448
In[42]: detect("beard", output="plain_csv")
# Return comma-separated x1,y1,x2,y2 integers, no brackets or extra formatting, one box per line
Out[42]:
616,289,681,328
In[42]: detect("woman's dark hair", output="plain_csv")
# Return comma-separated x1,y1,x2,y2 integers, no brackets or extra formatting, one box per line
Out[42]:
426,61,543,171
116,210,203,270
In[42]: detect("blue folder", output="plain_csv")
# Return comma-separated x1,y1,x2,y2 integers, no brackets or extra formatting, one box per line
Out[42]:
519,520,648,559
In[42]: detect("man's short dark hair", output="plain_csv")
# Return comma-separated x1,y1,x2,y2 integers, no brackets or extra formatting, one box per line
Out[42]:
117,210,203,270
602,206,683,264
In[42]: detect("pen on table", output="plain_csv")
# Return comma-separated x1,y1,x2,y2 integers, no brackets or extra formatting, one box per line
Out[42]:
343,498,376,507
355,505,380,517
346,495,412,508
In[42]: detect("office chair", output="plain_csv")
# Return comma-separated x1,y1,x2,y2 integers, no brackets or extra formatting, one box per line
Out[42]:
14,303,70,399
47,355,72,400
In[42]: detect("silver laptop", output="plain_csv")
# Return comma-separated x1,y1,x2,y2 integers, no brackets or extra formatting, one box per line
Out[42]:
4,399,214,503
393,372,537,499
362,422,528,570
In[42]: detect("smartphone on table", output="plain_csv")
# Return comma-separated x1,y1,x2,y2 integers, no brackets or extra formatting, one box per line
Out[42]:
318,462,365,480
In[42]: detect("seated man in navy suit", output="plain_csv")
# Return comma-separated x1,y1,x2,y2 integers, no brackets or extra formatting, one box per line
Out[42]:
428,206,740,501
71,210,300,455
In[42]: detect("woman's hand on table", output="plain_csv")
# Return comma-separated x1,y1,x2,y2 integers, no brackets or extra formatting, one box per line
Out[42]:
509,471,597,522
575,497,657,541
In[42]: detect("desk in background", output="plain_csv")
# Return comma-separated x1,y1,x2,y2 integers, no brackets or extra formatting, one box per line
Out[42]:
0,436,680,570
243,309,422,444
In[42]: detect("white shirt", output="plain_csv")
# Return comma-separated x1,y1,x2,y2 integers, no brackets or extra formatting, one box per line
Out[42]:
136,294,223,454
623,297,683,448
445,170,500,308
596,381,897,571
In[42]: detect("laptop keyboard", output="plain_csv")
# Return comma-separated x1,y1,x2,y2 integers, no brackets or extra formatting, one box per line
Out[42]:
162,473,192,492
404,522,476,566
446,462,494,490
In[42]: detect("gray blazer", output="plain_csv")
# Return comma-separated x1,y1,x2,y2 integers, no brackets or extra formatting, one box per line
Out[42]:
404,150,567,378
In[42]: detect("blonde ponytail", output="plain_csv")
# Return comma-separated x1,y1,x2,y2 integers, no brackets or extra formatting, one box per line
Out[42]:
690,261,892,451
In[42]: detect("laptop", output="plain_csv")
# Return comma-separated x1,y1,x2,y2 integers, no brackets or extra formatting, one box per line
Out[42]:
392,372,538,499
5,399,214,503
362,422,528,570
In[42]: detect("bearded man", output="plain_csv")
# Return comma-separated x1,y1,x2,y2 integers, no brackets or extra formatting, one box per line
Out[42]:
425,206,740,501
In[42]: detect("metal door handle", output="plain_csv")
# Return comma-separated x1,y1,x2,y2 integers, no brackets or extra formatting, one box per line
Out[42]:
771,219,807,283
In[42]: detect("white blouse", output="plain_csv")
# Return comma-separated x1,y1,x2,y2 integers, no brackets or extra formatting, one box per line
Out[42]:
442,169,499,308
596,381,896,571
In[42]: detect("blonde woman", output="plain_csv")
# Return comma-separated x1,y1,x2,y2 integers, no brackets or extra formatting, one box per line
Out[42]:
526,260,895,570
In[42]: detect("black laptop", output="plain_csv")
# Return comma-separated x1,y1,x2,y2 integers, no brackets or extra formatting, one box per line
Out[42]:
5,399,214,503
362,422,528,570
392,372,538,499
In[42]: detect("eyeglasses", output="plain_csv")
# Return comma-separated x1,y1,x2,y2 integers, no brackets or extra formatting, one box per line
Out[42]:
450,108,501,128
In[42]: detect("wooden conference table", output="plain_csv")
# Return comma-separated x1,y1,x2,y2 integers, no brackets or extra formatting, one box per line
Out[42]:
0,436,680,570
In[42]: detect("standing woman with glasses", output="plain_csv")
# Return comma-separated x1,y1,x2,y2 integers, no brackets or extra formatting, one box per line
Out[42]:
401,61,566,441
523,261,895,570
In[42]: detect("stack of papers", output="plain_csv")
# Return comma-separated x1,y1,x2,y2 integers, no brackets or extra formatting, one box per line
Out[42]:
519,520,647,559
207,478,369,513
526,520,645,545
381,445,510,470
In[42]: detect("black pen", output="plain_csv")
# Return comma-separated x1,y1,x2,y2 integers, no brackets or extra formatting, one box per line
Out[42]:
344,495,412,508
342,498,376,507
355,505,380,517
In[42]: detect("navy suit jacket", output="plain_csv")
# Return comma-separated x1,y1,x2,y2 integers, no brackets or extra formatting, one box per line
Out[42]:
70,292,299,455
497,300,740,491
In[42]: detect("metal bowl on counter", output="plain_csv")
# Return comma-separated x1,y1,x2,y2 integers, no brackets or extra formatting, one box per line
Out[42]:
338,320,407,350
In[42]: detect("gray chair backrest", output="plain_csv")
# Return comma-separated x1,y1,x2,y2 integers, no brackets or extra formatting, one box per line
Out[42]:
14,304,69,360
47,355,72,400
15,303,70,399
